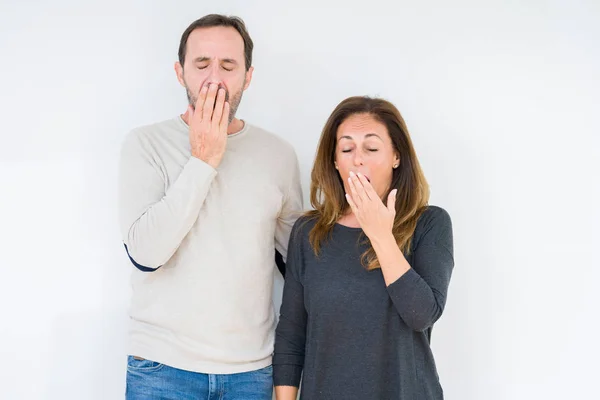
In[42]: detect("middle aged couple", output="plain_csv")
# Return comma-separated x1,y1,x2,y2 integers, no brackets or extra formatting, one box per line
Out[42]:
119,13,454,400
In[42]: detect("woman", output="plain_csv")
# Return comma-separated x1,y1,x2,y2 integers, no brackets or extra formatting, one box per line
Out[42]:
273,96,454,399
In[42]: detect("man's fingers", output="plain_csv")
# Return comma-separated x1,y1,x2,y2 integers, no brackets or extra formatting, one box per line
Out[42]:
219,102,230,132
194,85,208,118
202,83,219,121
212,88,226,124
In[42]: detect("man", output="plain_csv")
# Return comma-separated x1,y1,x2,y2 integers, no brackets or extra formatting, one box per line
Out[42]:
118,14,303,399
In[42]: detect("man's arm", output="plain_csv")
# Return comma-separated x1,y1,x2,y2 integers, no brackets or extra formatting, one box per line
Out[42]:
274,151,304,276
119,83,229,270
118,131,217,270
275,250,286,278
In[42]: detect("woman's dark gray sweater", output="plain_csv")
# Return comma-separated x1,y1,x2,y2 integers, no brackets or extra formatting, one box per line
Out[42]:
273,206,454,399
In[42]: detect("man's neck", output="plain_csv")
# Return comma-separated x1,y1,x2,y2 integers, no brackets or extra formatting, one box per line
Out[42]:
181,109,244,135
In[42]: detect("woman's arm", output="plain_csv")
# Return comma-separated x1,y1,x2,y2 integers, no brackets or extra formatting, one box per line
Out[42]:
373,208,454,331
275,385,299,400
371,232,411,286
273,221,307,397
346,172,454,331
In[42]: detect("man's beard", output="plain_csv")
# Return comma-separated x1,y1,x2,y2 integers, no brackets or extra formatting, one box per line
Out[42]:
185,82,244,125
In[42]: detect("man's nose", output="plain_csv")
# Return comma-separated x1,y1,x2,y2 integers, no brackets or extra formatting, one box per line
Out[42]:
204,65,223,87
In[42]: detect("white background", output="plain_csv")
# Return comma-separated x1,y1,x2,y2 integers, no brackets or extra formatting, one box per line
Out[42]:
1,0,598,399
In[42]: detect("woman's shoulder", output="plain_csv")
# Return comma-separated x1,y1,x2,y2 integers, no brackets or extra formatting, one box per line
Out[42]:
291,212,319,238
417,205,452,226
412,205,453,248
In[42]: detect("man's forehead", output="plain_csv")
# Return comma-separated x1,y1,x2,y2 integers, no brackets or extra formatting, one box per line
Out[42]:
186,27,244,59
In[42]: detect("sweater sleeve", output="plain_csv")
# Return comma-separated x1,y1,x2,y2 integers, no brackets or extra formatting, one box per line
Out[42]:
273,220,307,387
386,207,455,331
274,150,304,266
118,130,216,271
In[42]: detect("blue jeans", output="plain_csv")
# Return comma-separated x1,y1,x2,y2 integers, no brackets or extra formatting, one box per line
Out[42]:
125,355,273,400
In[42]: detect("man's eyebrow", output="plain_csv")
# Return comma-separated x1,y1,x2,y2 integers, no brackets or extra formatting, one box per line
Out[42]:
193,57,238,65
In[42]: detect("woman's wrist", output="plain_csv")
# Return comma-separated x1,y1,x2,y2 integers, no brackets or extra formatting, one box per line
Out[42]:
370,229,397,250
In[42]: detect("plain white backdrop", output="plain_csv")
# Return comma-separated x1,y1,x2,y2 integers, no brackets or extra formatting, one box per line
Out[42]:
1,0,598,398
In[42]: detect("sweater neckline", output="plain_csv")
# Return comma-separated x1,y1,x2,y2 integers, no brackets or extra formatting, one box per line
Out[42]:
176,115,250,139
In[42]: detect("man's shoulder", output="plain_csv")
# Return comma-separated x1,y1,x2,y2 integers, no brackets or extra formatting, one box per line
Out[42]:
122,116,186,152
128,116,184,140
245,123,297,155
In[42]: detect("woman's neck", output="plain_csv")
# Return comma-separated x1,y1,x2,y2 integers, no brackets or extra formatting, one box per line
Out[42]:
336,211,361,228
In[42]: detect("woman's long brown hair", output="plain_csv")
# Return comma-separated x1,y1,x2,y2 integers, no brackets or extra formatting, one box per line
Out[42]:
306,96,430,270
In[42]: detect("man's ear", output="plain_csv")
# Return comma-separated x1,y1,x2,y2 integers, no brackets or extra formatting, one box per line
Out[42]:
174,62,185,87
243,66,254,90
